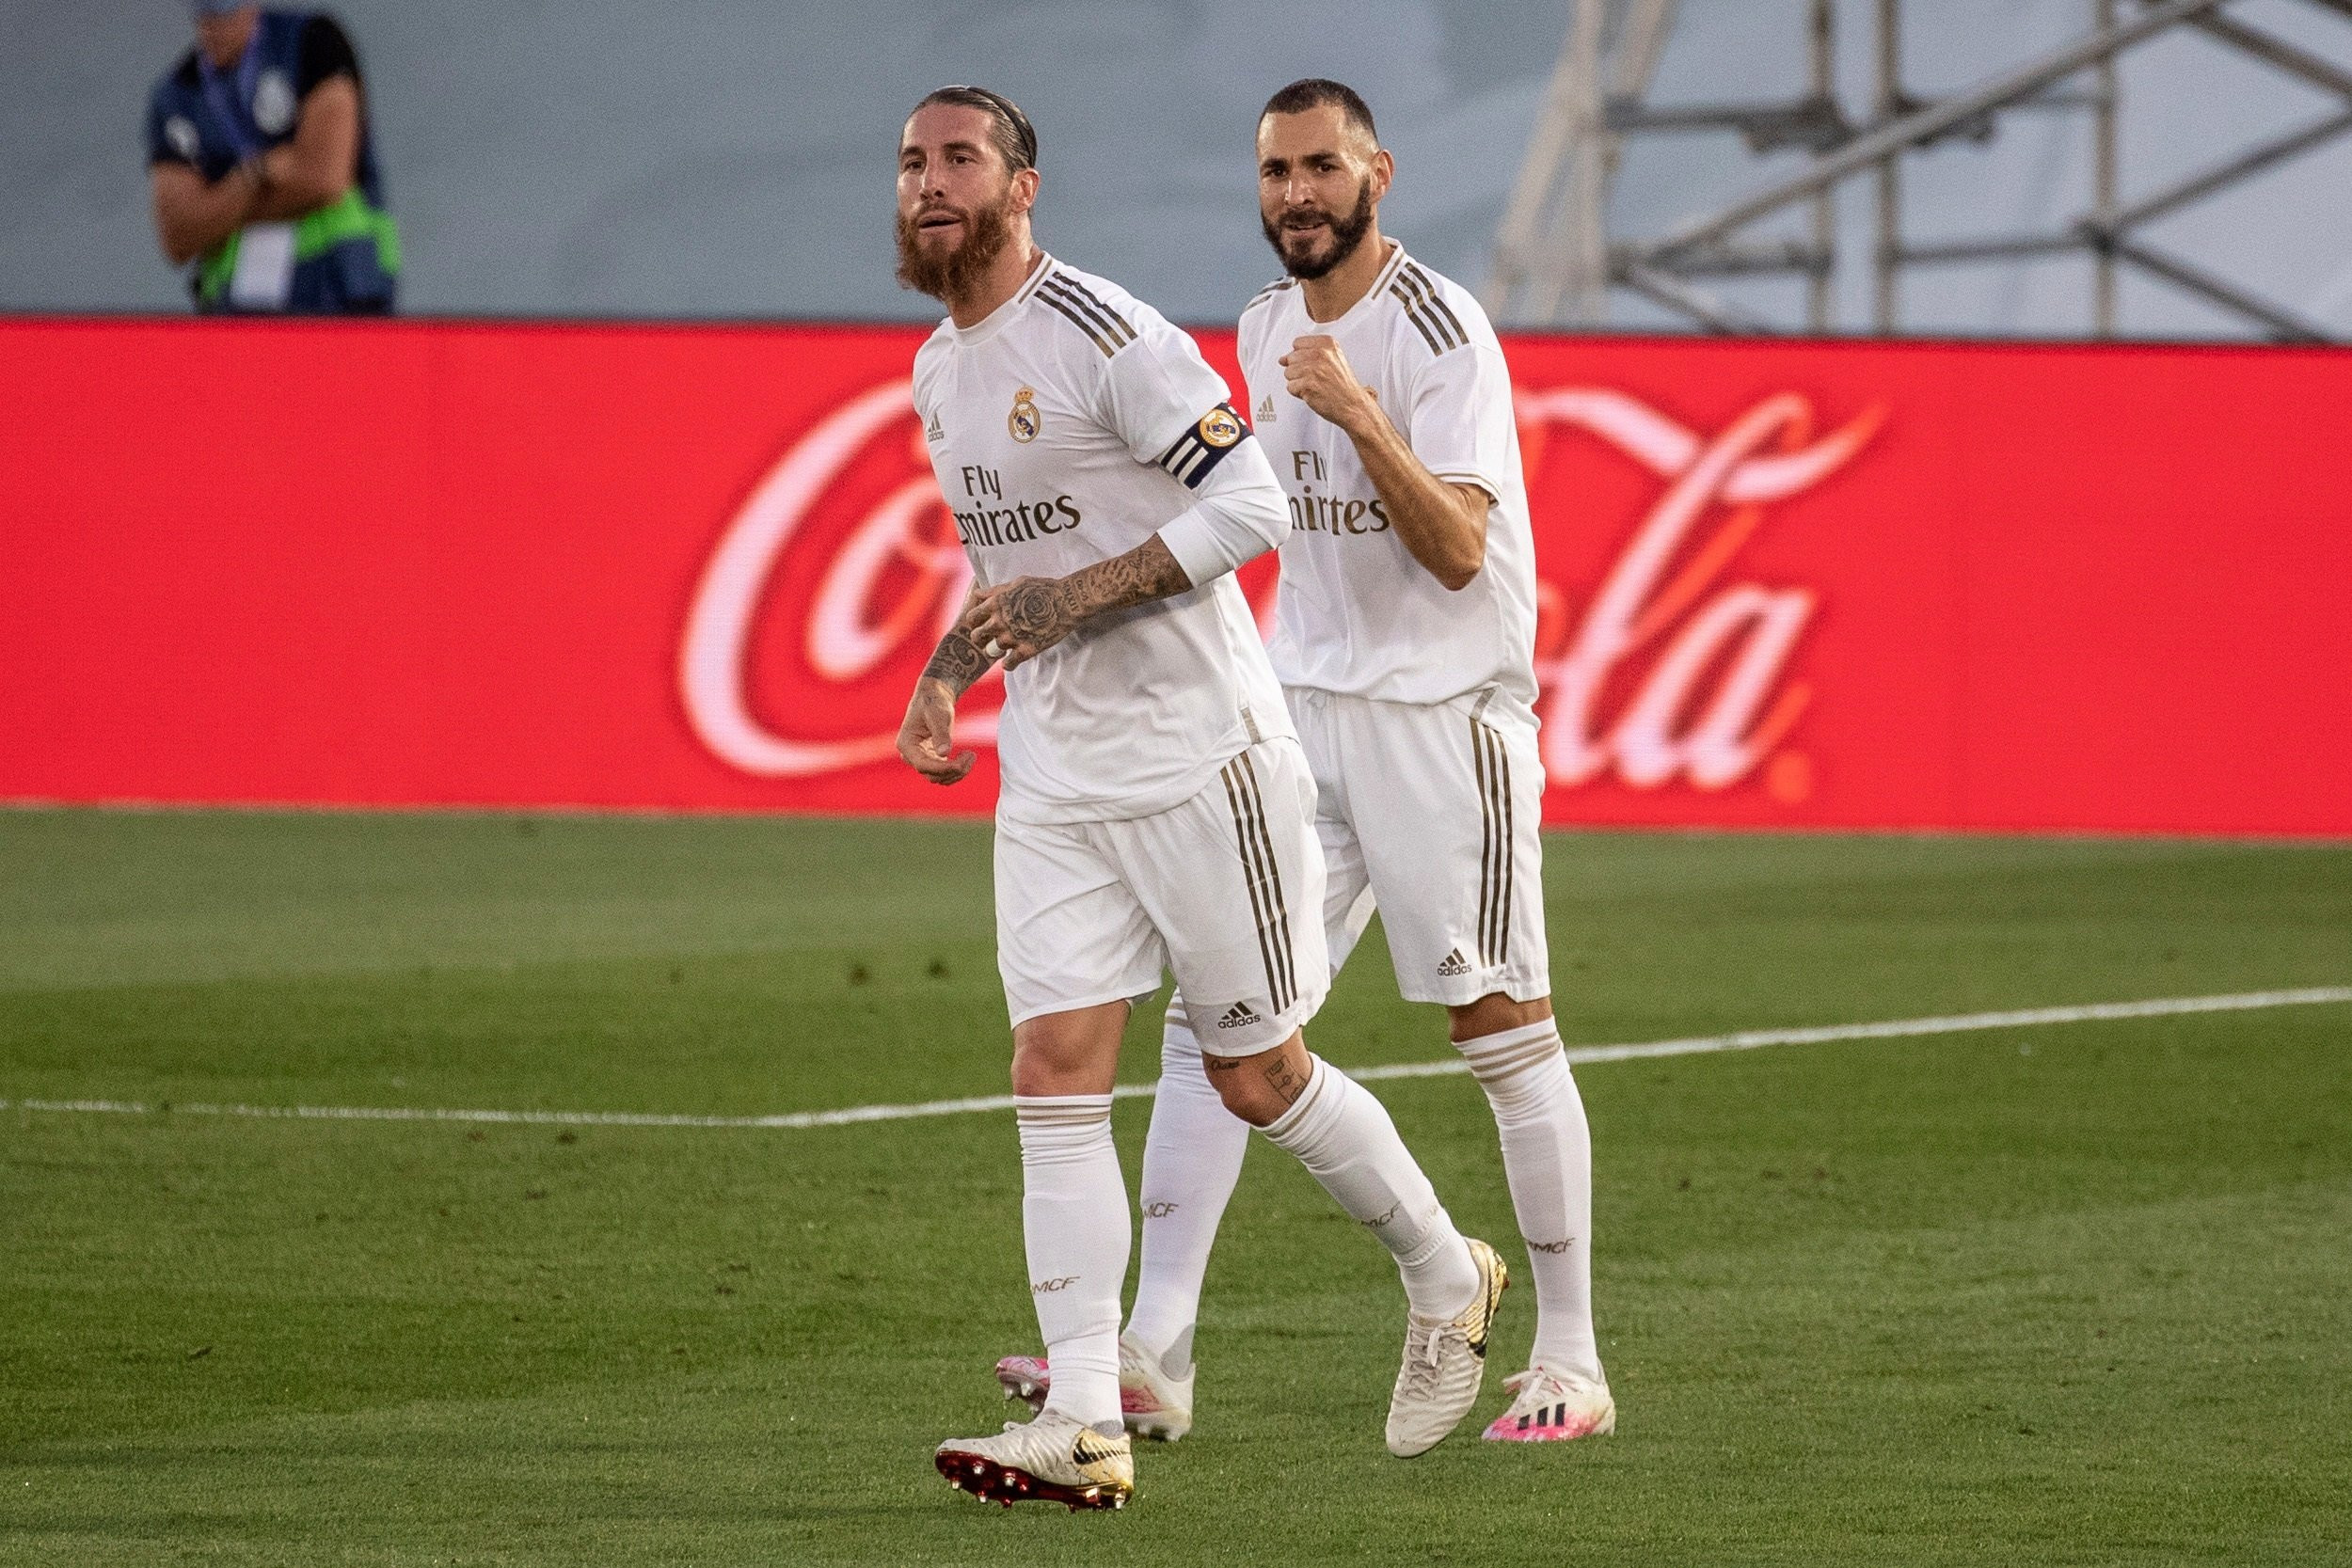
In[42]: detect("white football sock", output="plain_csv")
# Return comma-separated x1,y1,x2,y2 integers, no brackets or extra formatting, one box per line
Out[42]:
1457,1020,1603,1382
1124,998,1248,1377
1259,1053,1481,1318
1014,1095,1129,1433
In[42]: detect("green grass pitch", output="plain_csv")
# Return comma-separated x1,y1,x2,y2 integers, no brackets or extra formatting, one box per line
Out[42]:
3,809,2348,1566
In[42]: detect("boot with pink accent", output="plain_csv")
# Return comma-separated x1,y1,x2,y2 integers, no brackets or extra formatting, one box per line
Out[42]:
1483,1365,1615,1443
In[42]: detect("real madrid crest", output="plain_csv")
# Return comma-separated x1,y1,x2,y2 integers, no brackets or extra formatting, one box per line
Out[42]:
1198,404,1244,448
1008,387,1041,444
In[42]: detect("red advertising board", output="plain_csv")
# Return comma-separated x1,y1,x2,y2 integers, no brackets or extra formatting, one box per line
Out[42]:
2,318,2346,834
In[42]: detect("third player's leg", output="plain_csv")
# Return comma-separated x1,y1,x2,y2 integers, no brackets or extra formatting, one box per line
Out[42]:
1119,992,1249,1399
1119,740,1487,1327
1126,720,1378,1392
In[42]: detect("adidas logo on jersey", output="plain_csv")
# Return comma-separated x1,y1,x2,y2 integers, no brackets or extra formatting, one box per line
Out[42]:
924,410,946,442
1438,948,1472,977
1255,393,1276,425
1216,1002,1262,1030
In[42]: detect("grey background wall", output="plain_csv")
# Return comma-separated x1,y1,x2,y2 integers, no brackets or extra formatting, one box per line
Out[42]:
8,0,2351,335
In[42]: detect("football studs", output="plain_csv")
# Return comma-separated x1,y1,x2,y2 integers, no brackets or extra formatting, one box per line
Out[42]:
1008,387,1041,443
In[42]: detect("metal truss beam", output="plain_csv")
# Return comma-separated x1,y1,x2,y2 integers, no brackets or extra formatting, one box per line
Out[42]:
1604,95,1853,154
2109,237,2330,341
2109,108,2352,230
1898,233,2081,265
1487,0,1679,325
2185,7,2352,99
1614,261,1773,332
1642,0,2229,263
1491,0,2352,341
1903,105,2352,263
1614,240,1833,277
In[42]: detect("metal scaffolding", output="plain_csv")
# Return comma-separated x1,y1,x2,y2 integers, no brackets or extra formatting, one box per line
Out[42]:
1486,0,2352,341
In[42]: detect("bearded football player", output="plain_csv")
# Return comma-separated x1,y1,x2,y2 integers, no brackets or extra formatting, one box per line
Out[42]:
891,86,1507,1511
995,79,1613,1449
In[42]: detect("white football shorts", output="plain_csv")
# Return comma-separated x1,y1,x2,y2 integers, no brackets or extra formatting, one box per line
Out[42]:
1291,686,1551,1006
993,737,1330,1056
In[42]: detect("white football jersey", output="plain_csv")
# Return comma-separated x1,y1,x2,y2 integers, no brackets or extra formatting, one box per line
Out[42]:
913,254,1293,825
1240,244,1539,716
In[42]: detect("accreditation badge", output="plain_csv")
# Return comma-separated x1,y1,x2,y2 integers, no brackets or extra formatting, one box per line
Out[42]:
229,222,296,310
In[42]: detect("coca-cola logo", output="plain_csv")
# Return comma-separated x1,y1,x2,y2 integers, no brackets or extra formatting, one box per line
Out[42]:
1521,389,1881,799
678,379,1879,796
678,380,993,778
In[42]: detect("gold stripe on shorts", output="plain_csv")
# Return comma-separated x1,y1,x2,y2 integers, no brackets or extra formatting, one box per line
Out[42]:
1471,719,1514,968
1220,753,1296,1012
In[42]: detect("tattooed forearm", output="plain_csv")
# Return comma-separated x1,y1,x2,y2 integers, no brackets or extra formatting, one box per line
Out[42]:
988,538,1191,651
921,628,995,695
964,537,1196,672
994,580,1074,646
1057,535,1193,624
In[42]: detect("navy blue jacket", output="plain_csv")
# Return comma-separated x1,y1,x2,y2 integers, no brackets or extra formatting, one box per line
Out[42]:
146,9,397,313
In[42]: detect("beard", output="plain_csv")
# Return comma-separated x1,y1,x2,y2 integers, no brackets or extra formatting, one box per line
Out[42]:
1262,178,1375,280
896,188,1016,302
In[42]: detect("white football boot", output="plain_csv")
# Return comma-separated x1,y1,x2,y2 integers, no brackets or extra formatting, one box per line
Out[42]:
934,1408,1135,1512
994,1332,1196,1441
1385,1236,1509,1458
1483,1364,1616,1443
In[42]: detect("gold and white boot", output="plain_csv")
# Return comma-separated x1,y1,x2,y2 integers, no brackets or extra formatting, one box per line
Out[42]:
935,1408,1135,1511
1385,1237,1509,1458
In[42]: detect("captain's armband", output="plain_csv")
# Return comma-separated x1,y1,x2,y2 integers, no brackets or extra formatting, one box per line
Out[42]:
1154,403,1252,490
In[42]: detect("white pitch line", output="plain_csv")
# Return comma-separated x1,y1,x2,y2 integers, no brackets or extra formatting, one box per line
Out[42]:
4,987,2345,1132
1360,985,2352,1077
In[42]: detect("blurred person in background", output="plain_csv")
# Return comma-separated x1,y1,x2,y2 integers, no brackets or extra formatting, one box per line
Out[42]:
145,1,398,314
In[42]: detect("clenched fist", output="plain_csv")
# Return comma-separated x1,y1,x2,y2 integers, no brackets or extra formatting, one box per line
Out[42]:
1280,334,1381,436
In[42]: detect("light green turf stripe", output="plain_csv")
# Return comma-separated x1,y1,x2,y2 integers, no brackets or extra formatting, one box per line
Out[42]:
7,986,2345,1132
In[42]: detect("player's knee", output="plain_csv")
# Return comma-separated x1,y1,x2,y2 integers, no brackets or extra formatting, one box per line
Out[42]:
1207,1065,1287,1126
1204,1034,1311,1127
1448,990,1552,1043
1009,1002,1126,1097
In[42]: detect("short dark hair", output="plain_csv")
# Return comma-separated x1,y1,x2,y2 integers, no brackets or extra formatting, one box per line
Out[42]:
909,85,1039,174
1260,78,1378,144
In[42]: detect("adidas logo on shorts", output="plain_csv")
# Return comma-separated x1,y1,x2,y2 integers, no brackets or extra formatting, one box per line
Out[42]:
1438,948,1472,977
1216,1002,1261,1030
